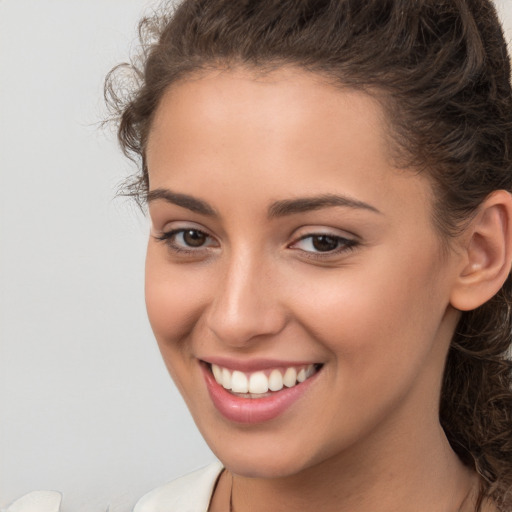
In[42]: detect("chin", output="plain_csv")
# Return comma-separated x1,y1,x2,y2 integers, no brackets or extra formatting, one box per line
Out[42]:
198,422,321,479
218,449,312,479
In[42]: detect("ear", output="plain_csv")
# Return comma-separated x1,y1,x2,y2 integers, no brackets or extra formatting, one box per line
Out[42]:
450,190,512,311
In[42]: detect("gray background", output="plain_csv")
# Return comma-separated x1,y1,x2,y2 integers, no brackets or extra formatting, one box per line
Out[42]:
1,1,511,511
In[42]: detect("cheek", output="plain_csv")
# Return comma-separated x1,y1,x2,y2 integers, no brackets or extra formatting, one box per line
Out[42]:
144,244,207,352
144,246,215,408
291,245,451,379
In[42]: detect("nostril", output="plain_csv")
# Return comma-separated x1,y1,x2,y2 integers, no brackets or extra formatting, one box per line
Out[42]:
205,308,287,347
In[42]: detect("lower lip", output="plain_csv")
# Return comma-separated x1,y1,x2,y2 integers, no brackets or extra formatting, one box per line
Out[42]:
201,363,320,424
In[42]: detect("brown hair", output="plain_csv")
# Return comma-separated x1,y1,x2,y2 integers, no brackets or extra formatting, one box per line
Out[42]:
106,0,512,508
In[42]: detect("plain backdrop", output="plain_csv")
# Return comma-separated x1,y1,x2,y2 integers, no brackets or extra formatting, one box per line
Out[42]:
1,1,511,511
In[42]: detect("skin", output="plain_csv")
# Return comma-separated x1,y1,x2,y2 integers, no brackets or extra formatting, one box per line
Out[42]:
144,67,486,511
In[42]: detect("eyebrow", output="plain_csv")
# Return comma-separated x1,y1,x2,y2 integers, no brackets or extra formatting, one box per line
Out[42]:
147,188,217,216
268,194,381,218
147,188,381,218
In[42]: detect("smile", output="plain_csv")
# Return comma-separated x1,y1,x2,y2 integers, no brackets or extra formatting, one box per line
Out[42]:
210,363,319,397
201,361,323,423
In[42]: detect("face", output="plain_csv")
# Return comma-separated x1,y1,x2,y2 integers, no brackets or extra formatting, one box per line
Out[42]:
145,68,463,478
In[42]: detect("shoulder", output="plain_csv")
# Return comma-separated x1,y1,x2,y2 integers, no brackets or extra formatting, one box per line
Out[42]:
134,461,224,512
2,491,62,512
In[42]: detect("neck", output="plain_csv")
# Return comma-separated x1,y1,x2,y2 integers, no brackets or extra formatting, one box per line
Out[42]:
229,418,477,512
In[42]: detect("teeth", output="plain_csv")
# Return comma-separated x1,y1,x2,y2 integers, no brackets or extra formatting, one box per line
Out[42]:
210,363,318,395
221,367,232,390
231,371,249,393
212,364,223,383
283,367,297,387
268,369,283,392
249,372,269,394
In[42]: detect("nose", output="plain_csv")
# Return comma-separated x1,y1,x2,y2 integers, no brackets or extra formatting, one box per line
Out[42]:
205,249,287,348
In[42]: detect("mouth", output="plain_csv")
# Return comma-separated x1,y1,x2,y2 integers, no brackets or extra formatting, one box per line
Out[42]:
200,360,324,423
207,362,322,398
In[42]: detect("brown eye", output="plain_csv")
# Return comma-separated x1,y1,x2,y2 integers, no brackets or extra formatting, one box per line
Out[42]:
155,227,217,253
311,235,340,252
182,229,207,247
290,232,358,256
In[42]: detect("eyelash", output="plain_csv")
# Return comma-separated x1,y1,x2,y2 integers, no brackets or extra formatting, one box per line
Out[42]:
289,233,359,259
154,228,217,254
154,228,359,259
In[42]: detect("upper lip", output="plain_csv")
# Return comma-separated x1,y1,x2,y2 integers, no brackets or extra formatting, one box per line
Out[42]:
200,356,321,373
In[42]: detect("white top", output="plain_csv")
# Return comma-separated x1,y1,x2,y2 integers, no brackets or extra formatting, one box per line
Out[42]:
134,461,225,512
2,463,223,512
2,492,62,512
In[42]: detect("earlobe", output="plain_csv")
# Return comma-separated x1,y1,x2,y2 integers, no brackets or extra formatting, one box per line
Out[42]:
450,190,512,312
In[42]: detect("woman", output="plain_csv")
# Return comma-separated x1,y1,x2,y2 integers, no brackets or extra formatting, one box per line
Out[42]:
106,0,512,510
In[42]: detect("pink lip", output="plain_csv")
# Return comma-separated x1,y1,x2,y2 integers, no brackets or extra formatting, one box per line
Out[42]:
201,362,320,424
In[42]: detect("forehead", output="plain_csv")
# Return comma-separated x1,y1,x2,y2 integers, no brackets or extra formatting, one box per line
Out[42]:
148,67,391,157
148,68,389,172
146,67,433,222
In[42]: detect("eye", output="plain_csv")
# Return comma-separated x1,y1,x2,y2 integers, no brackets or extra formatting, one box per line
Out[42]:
155,227,218,253
290,233,357,255
176,229,209,247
